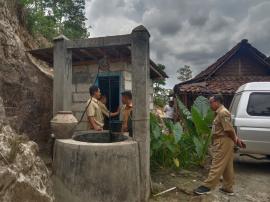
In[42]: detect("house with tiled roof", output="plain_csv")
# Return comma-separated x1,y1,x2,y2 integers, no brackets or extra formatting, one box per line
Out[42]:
173,39,270,108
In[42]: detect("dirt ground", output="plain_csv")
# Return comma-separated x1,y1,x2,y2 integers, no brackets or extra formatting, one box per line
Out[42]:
150,155,270,202
41,152,270,202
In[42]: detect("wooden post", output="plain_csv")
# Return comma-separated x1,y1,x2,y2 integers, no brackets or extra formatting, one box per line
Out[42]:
53,35,72,115
131,25,150,202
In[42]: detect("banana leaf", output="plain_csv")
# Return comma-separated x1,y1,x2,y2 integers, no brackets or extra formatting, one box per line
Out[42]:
176,97,192,120
176,97,196,135
173,122,183,143
193,96,210,119
150,113,162,139
191,106,211,136
204,109,215,126
164,119,183,143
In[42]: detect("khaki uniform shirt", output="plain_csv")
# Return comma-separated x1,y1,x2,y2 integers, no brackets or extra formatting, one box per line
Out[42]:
120,104,132,132
98,102,110,118
86,97,104,129
212,105,235,138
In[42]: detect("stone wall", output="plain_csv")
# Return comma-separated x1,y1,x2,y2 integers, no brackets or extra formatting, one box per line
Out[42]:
0,97,54,202
0,0,53,148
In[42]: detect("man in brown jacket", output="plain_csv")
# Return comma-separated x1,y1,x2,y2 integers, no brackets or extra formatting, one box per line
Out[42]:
194,94,246,196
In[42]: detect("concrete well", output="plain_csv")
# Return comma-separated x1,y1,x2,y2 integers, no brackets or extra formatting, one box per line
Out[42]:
52,131,140,202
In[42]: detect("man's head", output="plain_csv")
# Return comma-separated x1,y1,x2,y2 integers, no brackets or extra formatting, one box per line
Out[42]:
100,95,107,104
121,91,132,105
89,85,101,99
209,94,223,111
169,100,174,107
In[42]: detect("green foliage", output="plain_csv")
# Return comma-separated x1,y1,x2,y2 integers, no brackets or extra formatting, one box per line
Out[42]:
150,96,214,170
193,96,210,119
150,113,181,169
153,96,167,108
26,10,58,40
20,0,89,41
191,106,210,135
177,65,192,82
153,64,170,107
179,96,214,166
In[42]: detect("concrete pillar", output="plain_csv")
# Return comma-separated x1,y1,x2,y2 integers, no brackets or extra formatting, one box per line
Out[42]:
131,25,150,202
53,35,72,115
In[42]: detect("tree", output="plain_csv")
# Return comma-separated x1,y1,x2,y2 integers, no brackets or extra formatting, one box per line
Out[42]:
153,64,166,95
153,64,170,107
177,65,192,82
51,0,89,39
20,0,90,41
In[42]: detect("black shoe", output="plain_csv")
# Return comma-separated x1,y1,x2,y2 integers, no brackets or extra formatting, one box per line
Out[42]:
219,188,235,196
194,186,211,195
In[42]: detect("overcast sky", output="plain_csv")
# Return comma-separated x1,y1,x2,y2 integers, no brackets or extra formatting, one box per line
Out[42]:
85,0,270,88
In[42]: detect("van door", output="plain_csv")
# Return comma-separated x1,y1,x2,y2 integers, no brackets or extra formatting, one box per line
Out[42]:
236,92,270,155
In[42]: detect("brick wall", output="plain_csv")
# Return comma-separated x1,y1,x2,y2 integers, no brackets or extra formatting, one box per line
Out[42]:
71,61,154,130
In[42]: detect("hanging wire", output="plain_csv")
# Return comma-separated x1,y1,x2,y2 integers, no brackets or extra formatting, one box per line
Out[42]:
76,64,101,126
105,55,113,139
76,52,113,137
96,54,113,138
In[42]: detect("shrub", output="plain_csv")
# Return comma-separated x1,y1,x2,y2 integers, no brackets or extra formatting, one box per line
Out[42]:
150,96,214,170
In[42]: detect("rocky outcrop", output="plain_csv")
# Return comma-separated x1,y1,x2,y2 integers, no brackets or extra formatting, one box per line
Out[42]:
0,0,53,148
0,97,54,202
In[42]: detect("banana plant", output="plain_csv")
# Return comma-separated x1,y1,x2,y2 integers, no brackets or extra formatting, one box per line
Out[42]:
177,96,214,166
150,113,183,169
150,96,214,169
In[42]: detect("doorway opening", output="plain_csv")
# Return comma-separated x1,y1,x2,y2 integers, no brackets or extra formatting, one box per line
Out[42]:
97,75,120,121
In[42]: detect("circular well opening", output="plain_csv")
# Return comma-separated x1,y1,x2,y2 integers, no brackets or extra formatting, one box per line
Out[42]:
72,131,128,143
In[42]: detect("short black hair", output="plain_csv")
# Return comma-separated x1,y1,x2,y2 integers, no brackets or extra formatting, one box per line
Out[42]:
89,85,99,96
210,94,224,104
121,91,132,99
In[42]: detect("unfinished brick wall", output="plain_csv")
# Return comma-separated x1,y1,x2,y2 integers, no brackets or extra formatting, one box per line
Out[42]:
71,61,154,131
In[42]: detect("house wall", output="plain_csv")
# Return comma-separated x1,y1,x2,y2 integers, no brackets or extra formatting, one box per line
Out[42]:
178,50,270,110
71,61,154,131
214,52,270,77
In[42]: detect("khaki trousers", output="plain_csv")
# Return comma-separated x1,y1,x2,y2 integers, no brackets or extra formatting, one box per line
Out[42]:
204,136,235,191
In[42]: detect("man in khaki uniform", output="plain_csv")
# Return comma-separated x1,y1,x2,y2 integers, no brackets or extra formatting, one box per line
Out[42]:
98,95,120,118
120,91,133,136
194,94,246,196
98,95,120,129
86,86,104,131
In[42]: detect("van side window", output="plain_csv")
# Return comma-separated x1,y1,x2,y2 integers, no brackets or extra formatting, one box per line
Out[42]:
230,93,241,115
247,93,270,116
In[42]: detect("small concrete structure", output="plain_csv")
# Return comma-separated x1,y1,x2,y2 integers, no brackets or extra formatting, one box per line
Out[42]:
53,26,151,202
53,132,140,202
29,32,167,132
29,25,167,202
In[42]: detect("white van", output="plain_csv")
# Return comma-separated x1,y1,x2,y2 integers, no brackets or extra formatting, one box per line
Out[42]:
230,82,270,156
